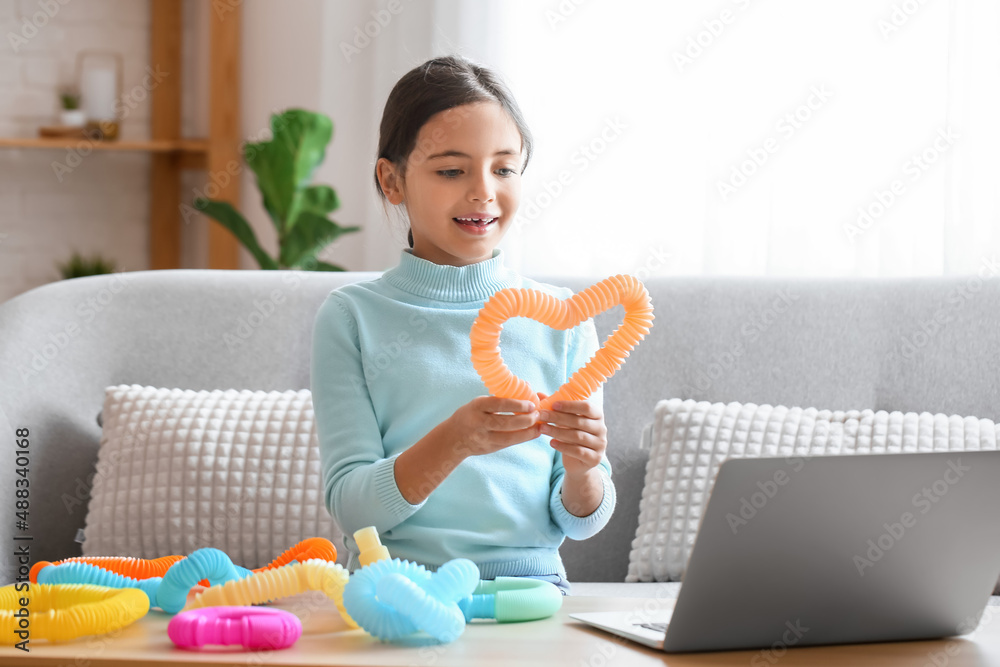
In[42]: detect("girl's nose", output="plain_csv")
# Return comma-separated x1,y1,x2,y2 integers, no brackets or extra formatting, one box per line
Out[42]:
470,170,496,202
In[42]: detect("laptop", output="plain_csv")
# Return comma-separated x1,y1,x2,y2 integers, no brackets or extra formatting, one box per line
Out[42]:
570,450,1000,653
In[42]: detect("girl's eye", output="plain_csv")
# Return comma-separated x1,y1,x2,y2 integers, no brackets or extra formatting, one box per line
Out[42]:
436,168,518,178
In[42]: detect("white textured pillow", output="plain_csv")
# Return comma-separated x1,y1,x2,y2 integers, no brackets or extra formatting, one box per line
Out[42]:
82,385,343,569
627,399,1000,587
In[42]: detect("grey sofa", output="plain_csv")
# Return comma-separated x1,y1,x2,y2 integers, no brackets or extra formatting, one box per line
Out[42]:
2,269,999,598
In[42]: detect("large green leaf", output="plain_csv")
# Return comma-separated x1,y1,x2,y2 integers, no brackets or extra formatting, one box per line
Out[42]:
280,212,360,269
244,109,333,235
298,185,340,216
194,198,279,270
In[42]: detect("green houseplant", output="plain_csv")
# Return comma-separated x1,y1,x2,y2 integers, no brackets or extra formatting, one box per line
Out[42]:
56,251,117,279
194,108,359,270
58,89,86,128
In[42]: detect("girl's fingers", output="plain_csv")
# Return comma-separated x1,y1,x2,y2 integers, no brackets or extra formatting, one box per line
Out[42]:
549,400,601,419
541,423,604,450
482,396,538,414
539,414,606,439
487,410,540,431
549,440,602,467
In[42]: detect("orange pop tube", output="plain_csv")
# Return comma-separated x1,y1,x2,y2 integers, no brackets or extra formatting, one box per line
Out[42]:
184,558,358,628
256,537,338,571
29,556,183,584
0,583,149,644
470,275,654,411
29,537,338,585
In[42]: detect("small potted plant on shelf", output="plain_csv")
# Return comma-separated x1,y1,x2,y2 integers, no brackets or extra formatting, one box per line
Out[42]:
193,108,360,271
58,89,85,128
56,251,118,279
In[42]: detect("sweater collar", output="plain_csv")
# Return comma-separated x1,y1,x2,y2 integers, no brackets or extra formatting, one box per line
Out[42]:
383,248,518,302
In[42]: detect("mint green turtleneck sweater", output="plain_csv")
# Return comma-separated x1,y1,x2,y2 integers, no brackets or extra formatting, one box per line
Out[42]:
310,248,616,579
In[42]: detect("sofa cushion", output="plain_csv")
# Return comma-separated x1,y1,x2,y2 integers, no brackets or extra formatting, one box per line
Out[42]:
627,398,1000,592
81,384,343,568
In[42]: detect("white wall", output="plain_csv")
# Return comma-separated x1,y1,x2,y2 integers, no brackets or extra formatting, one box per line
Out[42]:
235,0,323,271
0,0,199,302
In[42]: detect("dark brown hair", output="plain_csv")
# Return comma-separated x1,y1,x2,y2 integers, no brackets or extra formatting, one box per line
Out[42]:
374,54,534,248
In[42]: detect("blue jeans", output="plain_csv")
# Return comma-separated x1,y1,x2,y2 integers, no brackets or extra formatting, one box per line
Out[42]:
519,573,572,596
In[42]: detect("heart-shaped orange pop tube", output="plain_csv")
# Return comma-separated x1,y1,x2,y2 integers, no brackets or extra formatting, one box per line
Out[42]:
470,274,654,411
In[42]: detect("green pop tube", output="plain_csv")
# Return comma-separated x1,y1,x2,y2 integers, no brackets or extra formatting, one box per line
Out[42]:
458,576,563,623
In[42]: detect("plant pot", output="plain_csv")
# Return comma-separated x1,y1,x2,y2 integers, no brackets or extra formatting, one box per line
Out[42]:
59,109,86,127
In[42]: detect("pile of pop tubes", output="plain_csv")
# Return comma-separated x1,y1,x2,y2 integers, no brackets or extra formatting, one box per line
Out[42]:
1,275,655,651
1,529,565,650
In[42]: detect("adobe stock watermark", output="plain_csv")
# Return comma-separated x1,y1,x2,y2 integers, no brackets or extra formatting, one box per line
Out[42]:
717,84,833,202
877,0,933,40
14,270,134,384
222,265,326,351
673,0,757,74
211,0,242,20
514,116,628,232
725,455,811,534
405,104,474,170
750,619,811,666
347,312,429,397
412,584,678,667
545,0,591,30
842,126,958,244
630,246,672,282
572,585,678,667
853,458,970,577
340,0,414,63
894,255,1000,364
60,409,165,514
51,66,170,182
7,0,71,53
922,605,997,667
682,289,799,396
180,109,292,224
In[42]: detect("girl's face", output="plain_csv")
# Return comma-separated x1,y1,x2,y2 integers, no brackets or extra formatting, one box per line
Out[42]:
378,101,523,267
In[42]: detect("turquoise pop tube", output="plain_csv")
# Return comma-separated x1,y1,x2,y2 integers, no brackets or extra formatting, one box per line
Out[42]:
342,558,479,643
37,561,161,608
157,548,249,613
458,577,563,622
37,549,253,613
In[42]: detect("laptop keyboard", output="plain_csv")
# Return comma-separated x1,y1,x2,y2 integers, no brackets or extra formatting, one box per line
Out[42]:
637,622,668,633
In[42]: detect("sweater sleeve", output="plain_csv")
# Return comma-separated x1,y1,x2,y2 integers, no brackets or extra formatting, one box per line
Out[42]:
548,317,617,540
311,294,426,541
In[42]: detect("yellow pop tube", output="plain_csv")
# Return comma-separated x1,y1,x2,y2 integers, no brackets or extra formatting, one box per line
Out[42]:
0,583,149,644
184,559,357,628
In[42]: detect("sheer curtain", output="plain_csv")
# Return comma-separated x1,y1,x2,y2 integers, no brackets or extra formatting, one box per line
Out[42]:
481,0,1000,278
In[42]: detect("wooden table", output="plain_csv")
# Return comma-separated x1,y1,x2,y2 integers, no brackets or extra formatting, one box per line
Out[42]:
2,592,999,666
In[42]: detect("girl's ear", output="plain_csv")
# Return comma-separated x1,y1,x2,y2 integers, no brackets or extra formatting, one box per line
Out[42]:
376,158,405,205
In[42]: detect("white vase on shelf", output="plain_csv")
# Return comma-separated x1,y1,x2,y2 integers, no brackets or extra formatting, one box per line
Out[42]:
59,109,86,127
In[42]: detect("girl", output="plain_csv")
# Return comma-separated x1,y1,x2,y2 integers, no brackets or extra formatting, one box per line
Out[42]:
310,54,615,595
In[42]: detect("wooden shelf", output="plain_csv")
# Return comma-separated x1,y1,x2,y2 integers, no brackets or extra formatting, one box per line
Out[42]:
0,136,208,154
0,0,240,270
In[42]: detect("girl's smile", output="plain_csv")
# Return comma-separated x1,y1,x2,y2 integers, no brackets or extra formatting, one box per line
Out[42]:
453,213,499,234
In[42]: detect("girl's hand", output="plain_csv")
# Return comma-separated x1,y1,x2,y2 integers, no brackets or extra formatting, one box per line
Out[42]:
449,396,542,459
535,391,608,478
